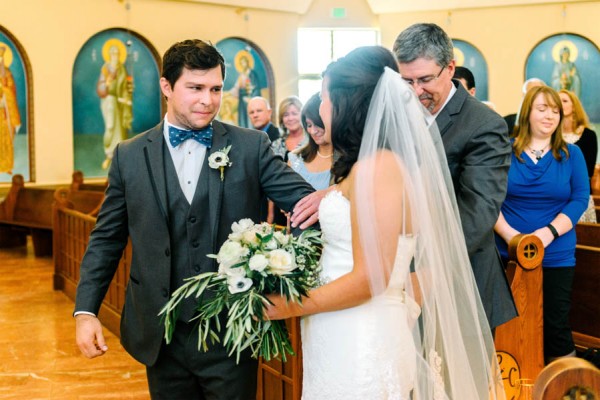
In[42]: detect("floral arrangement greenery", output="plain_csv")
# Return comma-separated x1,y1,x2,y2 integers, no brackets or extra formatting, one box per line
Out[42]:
159,219,323,363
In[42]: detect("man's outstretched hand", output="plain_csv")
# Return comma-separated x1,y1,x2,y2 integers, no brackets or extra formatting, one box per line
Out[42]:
290,187,334,229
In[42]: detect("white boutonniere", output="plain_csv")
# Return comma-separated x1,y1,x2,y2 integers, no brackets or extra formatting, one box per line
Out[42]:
208,145,232,181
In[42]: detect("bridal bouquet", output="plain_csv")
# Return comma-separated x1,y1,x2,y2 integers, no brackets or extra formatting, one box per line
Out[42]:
159,219,323,363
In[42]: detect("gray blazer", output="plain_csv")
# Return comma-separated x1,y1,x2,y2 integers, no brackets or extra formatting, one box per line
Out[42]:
74,120,314,365
435,81,517,329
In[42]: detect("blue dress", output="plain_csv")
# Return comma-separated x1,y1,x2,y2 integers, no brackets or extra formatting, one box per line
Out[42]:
288,152,331,191
495,143,589,267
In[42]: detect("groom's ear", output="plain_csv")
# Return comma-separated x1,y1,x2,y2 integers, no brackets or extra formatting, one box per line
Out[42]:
160,77,172,100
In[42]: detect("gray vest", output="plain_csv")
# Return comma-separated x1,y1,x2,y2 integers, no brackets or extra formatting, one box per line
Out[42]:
163,143,213,320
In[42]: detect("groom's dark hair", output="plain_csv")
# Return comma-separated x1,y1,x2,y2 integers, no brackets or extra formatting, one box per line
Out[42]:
162,39,226,88
323,46,398,183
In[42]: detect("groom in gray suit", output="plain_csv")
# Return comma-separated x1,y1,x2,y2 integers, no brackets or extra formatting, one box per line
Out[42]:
74,39,315,399
393,23,517,330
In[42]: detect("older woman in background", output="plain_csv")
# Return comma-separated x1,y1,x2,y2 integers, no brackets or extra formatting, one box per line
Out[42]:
271,96,308,161
267,96,308,225
559,89,598,222
288,93,332,191
495,86,589,363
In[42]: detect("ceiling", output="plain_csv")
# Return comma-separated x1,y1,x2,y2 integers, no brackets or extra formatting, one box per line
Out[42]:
162,0,586,14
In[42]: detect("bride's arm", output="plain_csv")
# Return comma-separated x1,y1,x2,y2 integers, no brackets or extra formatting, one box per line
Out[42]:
266,151,406,320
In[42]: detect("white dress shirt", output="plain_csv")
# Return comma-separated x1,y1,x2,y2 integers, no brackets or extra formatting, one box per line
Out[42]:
163,117,208,204
425,83,457,127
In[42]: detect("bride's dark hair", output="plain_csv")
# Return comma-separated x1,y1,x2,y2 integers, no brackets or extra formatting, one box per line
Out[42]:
323,46,399,183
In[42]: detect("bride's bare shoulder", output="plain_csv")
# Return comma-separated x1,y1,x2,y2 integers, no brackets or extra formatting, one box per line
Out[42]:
352,150,404,179
343,150,405,199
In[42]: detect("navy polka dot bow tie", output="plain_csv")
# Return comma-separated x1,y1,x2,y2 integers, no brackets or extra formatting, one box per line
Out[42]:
168,125,213,148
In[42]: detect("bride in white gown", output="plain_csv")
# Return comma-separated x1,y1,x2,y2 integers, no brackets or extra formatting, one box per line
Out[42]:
266,46,504,400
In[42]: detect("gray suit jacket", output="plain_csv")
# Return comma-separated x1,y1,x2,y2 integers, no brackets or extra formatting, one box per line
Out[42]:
435,81,517,329
74,121,314,365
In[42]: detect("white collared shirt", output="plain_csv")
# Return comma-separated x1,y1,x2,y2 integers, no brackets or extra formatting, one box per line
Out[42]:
425,83,457,127
163,116,207,204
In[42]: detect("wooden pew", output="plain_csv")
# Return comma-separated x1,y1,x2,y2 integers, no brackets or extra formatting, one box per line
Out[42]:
591,165,599,195
572,223,600,352
0,174,106,257
495,234,545,399
534,357,600,399
0,175,56,256
53,187,104,217
52,203,129,337
70,170,108,192
257,318,302,400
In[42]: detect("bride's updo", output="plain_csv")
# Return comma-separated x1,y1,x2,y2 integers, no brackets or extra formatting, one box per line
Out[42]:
323,46,399,183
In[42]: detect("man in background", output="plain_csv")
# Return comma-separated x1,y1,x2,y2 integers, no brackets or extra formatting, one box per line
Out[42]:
393,23,517,331
247,96,280,142
453,65,476,96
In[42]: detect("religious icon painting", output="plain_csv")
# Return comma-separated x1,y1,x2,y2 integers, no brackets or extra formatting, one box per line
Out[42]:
215,37,275,129
0,26,32,184
526,33,600,130
452,39,489,102
72,28,162,178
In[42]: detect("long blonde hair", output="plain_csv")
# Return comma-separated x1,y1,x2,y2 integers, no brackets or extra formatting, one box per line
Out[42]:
559,89,590,134
513,86,568,162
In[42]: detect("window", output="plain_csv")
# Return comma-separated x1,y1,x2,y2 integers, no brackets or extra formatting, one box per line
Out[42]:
297,28,379,104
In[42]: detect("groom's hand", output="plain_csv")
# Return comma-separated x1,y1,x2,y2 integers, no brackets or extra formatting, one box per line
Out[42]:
76,314,108,358
291,187,333,229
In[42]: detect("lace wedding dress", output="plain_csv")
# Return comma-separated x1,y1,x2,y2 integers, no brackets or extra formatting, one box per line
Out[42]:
301,191,418,400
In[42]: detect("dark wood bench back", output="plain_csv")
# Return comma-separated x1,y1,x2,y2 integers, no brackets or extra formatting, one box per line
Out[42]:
54,187,105,216
0,174,24,221
571,245,600,350
576,223,600,247
10,188,56,228
70,171,108,192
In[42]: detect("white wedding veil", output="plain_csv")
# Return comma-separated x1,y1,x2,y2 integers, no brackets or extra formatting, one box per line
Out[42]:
353,66,504,399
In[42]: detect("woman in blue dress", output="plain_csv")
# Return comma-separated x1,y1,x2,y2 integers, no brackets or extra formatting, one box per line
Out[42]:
494,85,589,363
288,92,332,191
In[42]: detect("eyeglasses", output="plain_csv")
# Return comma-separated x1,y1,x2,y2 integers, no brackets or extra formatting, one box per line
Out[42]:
402,66,446,88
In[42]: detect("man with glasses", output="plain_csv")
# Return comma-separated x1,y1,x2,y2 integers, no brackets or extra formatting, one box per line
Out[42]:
393,23,517,331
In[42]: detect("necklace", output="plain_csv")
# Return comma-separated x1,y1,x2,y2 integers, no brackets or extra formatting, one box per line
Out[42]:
317,150,333,159
527,144,549,161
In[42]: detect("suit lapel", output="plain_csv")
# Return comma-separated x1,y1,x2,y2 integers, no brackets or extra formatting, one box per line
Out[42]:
435,80,467,137
206,121,230,250
143,122,169,223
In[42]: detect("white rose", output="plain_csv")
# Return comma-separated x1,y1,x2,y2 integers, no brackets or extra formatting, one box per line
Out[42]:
231,218,254,234
228,231,243,242
217,241,247,267
273,231,290,246
265,239,278,250
249,254,268,272
242,229,260,245
268,249,296,275
228,275,253,294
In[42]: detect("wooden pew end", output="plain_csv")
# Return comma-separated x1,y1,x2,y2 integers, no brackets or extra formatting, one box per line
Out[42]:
534,357,600,399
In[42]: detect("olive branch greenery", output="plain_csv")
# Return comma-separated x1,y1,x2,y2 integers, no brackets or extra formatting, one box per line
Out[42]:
159,222,323,363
